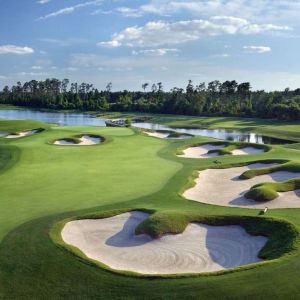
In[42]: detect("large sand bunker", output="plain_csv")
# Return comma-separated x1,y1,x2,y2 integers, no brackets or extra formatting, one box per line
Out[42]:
179,144,265,159
5,129,39,139
61,211,267,275
178,144,225,158
184,163,300,209
54,135,101,146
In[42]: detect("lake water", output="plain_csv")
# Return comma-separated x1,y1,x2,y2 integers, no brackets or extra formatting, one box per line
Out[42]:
132,123,295,144
0,109,106,127
0,108,295,144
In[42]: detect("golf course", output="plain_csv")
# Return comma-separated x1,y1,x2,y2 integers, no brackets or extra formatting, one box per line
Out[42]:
0,110,300,299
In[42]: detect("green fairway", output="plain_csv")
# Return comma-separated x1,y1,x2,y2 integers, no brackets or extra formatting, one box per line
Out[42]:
1,116,300,299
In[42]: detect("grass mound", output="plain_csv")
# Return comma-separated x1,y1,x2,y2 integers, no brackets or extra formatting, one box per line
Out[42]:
245,187,279,202
240,161,300,179
134,211,298,261
246,179,300,202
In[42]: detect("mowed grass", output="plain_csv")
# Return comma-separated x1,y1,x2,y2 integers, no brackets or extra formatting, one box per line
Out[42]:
1,116,300,299
0,122,180,241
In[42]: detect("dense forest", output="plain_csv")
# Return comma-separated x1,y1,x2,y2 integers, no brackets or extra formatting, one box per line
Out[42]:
1,78,300,120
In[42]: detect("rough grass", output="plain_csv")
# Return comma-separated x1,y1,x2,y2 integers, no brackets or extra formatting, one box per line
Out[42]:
240,161,300,179
134,211,299,260
246,179,300,202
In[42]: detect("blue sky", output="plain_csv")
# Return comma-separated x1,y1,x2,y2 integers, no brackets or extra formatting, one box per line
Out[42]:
1,0,300,91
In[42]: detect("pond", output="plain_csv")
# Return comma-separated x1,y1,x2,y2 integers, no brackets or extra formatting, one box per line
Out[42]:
0,108,295,144
0,109,106,127
132,122,295,145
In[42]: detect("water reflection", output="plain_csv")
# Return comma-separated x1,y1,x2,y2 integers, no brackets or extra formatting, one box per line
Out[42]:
0,108,295,144
0,109,106,126
132,122,294,145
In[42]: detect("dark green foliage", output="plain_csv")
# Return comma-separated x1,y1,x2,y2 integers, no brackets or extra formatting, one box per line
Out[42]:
2,78,300,120
125,118,132,127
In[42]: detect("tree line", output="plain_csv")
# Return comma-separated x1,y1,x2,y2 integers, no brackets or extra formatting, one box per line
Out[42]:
1,78,300,120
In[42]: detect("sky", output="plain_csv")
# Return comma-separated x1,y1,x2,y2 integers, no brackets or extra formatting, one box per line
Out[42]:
1,0,300,91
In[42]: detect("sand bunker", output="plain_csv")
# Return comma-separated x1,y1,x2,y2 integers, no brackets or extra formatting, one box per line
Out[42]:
178,144,225,159
5,129,39,139
145,131,169,139
145,131,192,140
61,211,267,275
54,135,101,146
184,163,300,209
232,147,264,155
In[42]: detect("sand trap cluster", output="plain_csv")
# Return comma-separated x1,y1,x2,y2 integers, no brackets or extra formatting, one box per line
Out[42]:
54,135,101,146
184,163,300,209
145,131,192,140
5,129,39,139
232,147,265,155
61,211,267,275
179,144,265,158
178,144,225,158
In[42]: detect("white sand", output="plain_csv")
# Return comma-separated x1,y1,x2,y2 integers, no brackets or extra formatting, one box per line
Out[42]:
232,147,264,155
54,135,101,146
61,211,267,275
178,144,225,159
6,129,38,139
184,163,300,209
145,131,169,139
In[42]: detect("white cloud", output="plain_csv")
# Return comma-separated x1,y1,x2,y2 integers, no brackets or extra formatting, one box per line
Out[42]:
116,7,143,17
39,0,102,20
0,45,34,55
213,53,230,58
31,66,43,70
98,17,291,48
98,40,122,48
132,48,179,56
66,67,78,72
37,0,51,4
19,72,50,76
0,75,8,80
116,1,300,25
243,46,271,53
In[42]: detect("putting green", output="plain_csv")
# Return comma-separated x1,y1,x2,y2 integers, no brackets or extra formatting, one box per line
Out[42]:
1,116,300,299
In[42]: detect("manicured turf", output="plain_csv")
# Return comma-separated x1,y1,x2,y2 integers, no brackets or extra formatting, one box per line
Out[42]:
1,115,300,299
